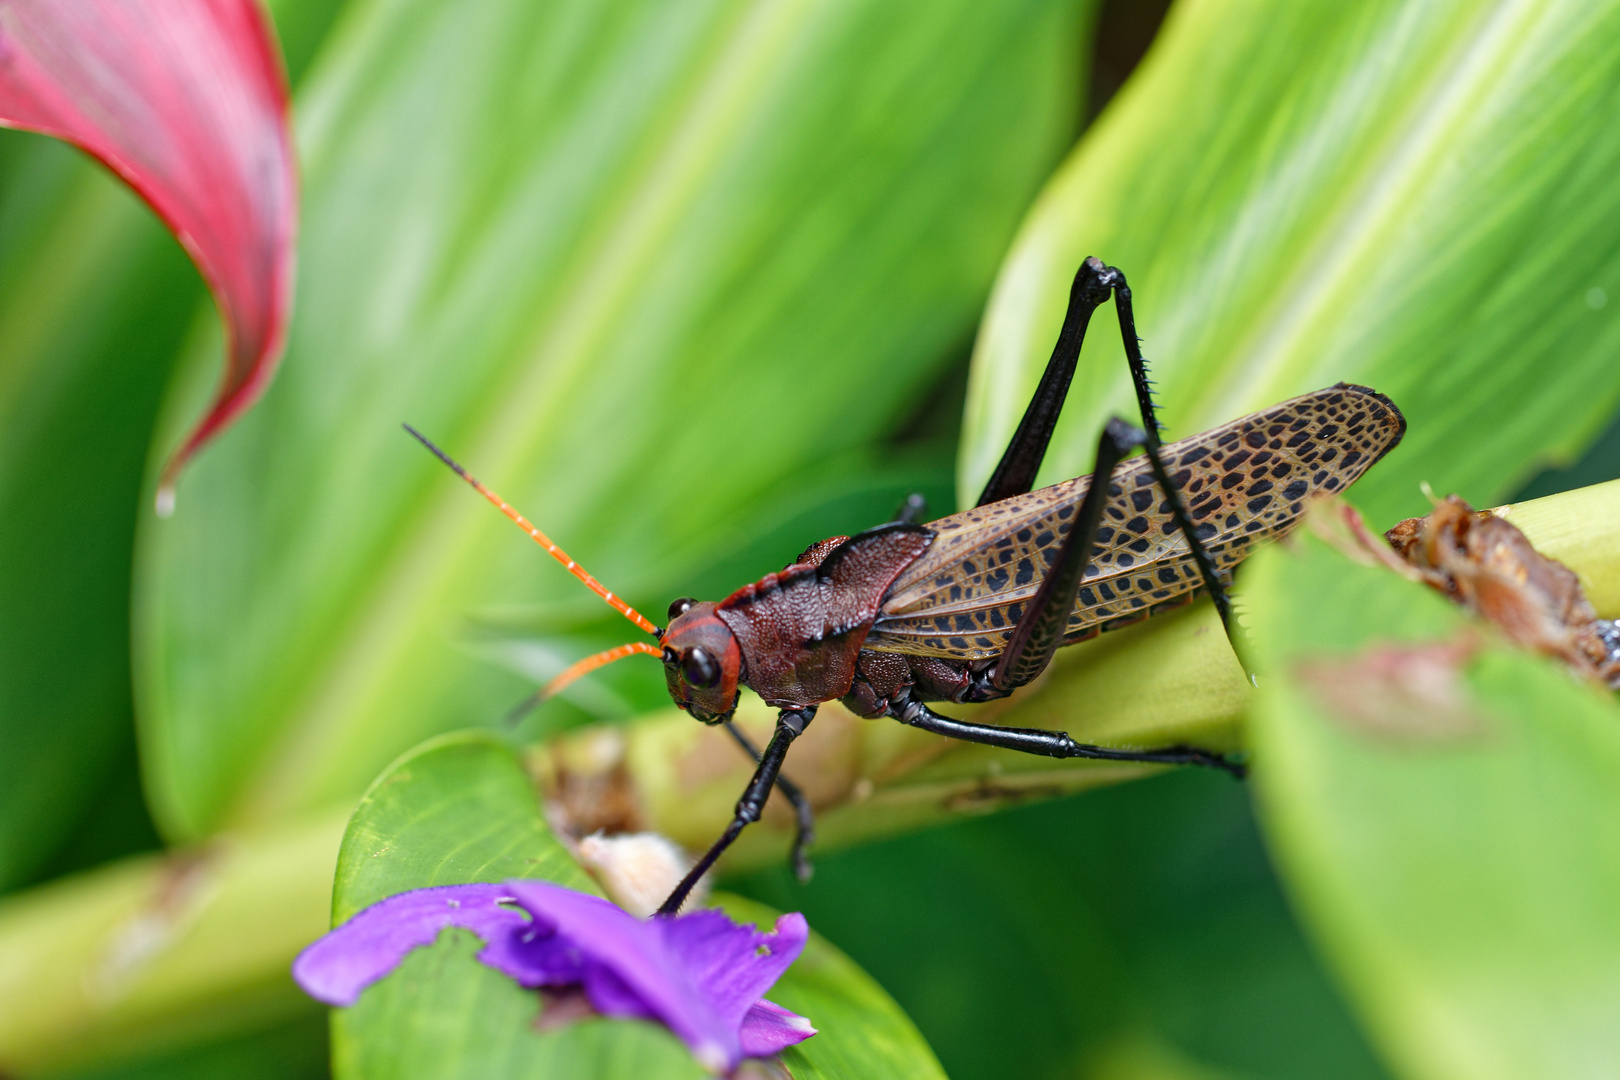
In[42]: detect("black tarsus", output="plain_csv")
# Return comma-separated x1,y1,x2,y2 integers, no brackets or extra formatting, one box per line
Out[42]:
723,721,815,882
659,705,817,915
887,689,1244,779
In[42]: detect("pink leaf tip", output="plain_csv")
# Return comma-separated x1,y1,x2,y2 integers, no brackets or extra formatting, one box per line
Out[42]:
0,0,298,510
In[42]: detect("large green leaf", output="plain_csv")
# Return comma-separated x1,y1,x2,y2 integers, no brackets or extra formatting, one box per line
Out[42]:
734,768,1393,1080
135,0,1087,840
962,0,1620,527
329,732,945,1080
0,135,198,893
1245,509,1620,1080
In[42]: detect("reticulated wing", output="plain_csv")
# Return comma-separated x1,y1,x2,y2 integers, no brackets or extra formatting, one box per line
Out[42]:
866,384,1405,659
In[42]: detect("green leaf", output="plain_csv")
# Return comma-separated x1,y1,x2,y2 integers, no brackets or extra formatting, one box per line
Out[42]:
732,768,1392,1080
135,0,1087,841
715,895,945,1080
1245,509,1620,1080
963,0,1620,528
330,732,596,920
0,134,198,892
50,1012,328,1080
0,809,345,1075
329,732,945,1080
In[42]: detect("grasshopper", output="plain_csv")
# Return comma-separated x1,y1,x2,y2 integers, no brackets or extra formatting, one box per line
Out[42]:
407,257,1405,914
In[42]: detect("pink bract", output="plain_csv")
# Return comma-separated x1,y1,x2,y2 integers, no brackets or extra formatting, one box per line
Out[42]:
0,0,296,511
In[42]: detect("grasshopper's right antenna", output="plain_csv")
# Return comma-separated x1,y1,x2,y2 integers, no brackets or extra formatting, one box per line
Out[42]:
403,424,663,638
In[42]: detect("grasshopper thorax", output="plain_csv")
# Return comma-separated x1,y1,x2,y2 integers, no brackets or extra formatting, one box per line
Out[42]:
661,599,742,724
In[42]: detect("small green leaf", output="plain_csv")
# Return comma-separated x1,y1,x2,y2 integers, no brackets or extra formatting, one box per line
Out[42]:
330,732,945,1080
963,0,1620,527
717,895,946,1080
329,732,696,1080
1245,510,1620,1080
331,731,595,919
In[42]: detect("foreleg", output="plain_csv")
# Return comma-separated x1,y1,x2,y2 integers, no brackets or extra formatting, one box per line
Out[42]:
658,706,817,915
723,721,815,882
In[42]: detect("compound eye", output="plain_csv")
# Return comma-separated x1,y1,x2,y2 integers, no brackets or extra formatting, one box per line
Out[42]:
682,645,721,689
667,597,696,622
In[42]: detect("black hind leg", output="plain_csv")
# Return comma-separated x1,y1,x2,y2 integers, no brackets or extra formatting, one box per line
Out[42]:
978,257,1237,644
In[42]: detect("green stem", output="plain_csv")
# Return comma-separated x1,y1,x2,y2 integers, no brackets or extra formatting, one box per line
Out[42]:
0,811,345,1075
1493,478,1620,617
4,480,1614,1075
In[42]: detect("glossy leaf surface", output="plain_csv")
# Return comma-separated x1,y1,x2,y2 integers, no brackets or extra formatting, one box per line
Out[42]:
329,733,944,1080
1245,509,1620,1080
963,0,1620,528
0,135,197,892
0,0,297,493
136,0,1083,839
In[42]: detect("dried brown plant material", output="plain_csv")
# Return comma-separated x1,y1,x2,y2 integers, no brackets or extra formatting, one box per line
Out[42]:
536,728,647,839
1297,637,1488,743
1385,496,1620,689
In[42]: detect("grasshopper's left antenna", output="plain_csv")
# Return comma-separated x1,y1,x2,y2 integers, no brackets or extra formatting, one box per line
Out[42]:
501,641,666,727
403,424,662,638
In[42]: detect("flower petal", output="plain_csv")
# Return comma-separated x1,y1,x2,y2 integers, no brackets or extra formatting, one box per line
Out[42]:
0,0,296,507
474,921,587,988
661,909,809,1028
739,999,818,1059
292,884,525,1006
296,880,815,1072
501,880,737,1071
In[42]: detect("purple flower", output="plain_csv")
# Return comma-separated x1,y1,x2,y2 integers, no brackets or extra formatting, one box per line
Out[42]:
292,881,815,1073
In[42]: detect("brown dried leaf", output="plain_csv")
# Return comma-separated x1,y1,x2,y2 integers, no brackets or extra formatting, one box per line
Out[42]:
1386,496,1620,688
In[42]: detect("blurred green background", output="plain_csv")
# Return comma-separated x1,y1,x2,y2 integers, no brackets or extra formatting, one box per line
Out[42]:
5,0,1620,1077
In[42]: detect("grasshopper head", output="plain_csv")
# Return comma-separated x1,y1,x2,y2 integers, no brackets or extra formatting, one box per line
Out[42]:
661,599,741,724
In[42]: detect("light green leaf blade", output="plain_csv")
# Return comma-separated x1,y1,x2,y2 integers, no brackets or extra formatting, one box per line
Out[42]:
963,0,1620,527
329,732,945,1080
136,0,1087,840
717,894,946,1080
1245,510,1620,1080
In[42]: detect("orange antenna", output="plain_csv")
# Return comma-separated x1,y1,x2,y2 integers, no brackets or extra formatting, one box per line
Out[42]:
404,424,661,637
502,641,664,726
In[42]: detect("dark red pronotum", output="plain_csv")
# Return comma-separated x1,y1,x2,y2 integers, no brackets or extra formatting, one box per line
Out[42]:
407,257,1406,914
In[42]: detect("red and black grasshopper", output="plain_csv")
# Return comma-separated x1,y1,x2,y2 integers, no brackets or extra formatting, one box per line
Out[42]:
405,257,1406,915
